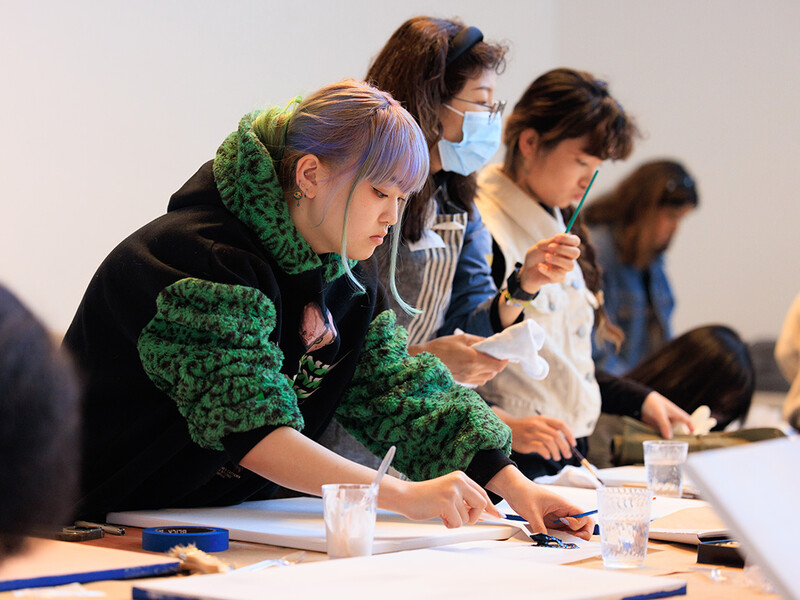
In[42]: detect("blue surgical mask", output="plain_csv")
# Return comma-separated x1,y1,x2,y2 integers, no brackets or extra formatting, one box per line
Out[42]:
437,105,502,176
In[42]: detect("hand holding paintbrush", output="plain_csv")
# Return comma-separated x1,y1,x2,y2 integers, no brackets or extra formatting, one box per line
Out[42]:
570,444,606,487
514,233,582,297
498,170,599,313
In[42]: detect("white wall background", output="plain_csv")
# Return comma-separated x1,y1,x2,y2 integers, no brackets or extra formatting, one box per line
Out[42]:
2,0,798,341
555,0,800,341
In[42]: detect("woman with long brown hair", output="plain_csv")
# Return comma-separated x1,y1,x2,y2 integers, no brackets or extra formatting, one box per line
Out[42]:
585,160,698,375
367,17,579,386
320,17,582,479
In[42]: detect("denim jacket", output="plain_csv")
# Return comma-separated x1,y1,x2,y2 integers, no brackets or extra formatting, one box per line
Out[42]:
589,224,674,375
374,175,498,344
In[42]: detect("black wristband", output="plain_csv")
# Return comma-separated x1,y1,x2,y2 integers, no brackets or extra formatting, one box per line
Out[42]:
505,262,537,301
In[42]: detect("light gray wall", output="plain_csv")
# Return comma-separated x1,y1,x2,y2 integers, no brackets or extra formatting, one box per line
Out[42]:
552,0,800,340
1,0,551,333
2,1,797,341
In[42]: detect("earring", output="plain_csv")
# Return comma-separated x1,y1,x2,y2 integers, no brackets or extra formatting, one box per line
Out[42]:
293,190,303,207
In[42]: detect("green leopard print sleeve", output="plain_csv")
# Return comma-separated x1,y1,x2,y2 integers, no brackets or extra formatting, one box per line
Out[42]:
137,277,303,450
336,310,512,481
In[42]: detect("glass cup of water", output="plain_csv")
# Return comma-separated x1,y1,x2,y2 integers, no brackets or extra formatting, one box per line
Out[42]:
643,440,689,497
597,486,652,568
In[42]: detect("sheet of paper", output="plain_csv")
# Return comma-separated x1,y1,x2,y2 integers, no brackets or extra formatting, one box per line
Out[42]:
109,497,518,554
133,548,687,600
648,506,729,544
429,537,602,565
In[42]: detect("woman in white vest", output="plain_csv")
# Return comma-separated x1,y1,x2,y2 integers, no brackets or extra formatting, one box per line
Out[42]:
475,68,693,479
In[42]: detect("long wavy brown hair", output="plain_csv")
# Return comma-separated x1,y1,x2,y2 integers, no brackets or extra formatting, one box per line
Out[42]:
366,16,508,242
502,68,640,348
584,160,698,265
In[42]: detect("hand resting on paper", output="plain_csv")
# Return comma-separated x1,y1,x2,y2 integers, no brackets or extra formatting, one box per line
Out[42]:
486,465,594,541
409,333,508,386
491,406,576,459
395,471,504,529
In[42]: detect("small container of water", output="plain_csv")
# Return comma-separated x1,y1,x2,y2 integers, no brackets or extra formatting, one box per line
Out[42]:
597,486,652,569
643,440,689,497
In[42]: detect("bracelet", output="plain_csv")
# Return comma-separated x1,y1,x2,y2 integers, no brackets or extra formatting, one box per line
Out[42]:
500,288,537,310
506,262,538,302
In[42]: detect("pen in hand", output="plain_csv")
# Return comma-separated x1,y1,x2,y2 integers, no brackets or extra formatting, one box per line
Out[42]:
554,496,656,526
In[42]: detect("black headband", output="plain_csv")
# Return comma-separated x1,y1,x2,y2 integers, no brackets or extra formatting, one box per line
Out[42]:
445,26,484,67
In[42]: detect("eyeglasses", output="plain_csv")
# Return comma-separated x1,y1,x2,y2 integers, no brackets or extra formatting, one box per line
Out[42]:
451,97,507,123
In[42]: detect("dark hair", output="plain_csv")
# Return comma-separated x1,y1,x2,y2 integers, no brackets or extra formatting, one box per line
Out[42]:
501,67,639,347
366,16,508,242
584,160,698,264
0,285,80,560
626,325,755,430
503,68,638,177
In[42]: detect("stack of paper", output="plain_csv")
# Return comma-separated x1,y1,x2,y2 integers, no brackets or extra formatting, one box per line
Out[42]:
133,548,686,600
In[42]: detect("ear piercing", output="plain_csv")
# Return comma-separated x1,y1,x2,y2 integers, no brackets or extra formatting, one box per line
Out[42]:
294,180,308,207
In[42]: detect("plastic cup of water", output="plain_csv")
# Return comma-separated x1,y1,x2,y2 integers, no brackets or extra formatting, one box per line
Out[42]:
643,440,689,497
597,486,652,569
322,483,377,559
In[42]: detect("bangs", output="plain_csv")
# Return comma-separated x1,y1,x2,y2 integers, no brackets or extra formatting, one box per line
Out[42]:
583,101,635,161
356,106,429,195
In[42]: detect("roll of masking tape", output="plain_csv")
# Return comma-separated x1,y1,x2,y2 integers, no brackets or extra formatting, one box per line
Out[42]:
142,526,229,553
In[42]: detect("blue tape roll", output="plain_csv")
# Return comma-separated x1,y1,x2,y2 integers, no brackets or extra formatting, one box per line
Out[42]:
142,526,229,553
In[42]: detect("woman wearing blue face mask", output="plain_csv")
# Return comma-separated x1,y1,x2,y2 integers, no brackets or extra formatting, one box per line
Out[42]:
369,18,578,382
319,17,580,472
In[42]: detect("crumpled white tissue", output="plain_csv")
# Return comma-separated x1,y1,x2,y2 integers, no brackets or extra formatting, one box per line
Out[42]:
533,464,603,489
468,318,549,380
673,405,717,436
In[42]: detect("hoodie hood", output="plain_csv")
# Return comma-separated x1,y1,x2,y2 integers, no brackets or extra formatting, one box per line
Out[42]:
171,110,353,281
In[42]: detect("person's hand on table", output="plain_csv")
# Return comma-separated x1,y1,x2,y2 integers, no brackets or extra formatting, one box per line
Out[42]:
485,465,594,541
389,471,503,529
